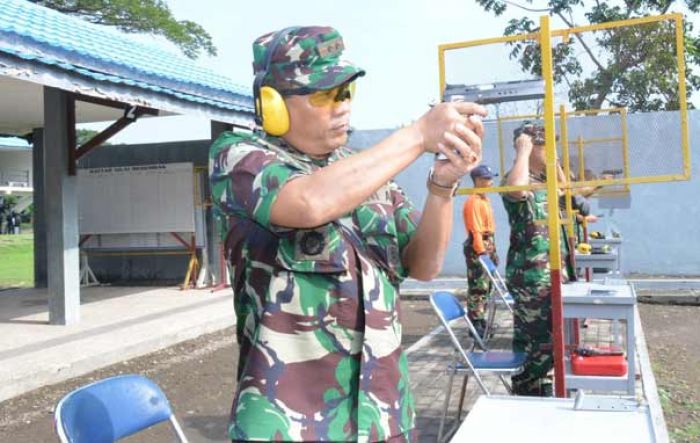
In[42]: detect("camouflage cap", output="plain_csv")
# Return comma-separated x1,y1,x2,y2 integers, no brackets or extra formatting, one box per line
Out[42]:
252,26,365,94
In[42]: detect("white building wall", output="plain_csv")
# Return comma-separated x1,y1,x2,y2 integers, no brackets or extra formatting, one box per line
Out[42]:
0,150,32,187
349,109,700,276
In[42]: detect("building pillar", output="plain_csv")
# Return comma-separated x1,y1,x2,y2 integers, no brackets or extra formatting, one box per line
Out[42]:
32,127,47,288
43,87,80,325
207,121,233,285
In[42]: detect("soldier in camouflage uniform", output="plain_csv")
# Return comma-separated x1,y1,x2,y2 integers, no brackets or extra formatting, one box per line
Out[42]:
209,26,487,442
501,122,569,396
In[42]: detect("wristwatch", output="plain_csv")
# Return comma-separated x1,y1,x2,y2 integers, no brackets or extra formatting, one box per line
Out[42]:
426,168,459,198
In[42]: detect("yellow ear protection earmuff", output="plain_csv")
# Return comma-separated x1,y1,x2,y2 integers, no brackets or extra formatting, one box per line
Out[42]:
253,27,298,136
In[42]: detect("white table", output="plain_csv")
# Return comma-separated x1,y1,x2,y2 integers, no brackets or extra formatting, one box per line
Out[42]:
590,236,623,255
575,252,620,279
562,282,636,395
589,237,623,248
590,236,624,273
452,395,654,443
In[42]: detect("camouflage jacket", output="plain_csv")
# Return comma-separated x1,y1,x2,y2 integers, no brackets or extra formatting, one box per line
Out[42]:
209,131,419,442
501,171,570,286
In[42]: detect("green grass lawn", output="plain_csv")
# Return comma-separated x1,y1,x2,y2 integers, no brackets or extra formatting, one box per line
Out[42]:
0,232,34,288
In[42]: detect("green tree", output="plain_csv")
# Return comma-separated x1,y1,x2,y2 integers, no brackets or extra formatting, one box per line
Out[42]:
475,0,700,111
1,195,19,209
28,0,217,59
76,128,106,146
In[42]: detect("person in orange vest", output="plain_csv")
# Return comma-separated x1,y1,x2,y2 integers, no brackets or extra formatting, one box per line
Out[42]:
462,164,499,337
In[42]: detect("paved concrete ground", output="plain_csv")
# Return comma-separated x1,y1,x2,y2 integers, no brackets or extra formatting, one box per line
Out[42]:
0,286,233,402
0,280,674,441
402,276,700,297
406,314,516,441
405,308,657,442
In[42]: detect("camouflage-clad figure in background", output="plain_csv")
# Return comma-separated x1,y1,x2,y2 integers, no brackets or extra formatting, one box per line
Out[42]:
210,26,487,441
501,122,569,396
464,236,497,320
462,165,499,337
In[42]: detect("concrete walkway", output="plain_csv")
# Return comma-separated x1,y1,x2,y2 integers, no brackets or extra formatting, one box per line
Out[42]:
0,286,233,402
0,282,670,442
404,306,665,442
402,276,700,299
405,315,516,442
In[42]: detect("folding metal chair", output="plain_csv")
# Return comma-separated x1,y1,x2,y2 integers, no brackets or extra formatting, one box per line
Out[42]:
430,291,526,442
55,374,189,443
478,255,515,339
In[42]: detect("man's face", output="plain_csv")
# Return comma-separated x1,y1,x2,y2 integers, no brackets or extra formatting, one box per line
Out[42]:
281,85,353,158
474,177,493,188
530,143,547,166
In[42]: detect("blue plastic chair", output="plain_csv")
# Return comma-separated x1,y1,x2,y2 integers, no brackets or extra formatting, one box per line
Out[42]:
478,255,515,339
54,374,188,443
430,291,526,442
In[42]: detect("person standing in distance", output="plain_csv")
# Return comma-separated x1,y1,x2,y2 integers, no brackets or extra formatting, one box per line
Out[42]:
462,164,499,338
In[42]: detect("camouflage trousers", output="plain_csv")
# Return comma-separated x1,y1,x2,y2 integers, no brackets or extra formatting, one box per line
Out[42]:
463,234,498,321
231,428,418,443
510,280,553,396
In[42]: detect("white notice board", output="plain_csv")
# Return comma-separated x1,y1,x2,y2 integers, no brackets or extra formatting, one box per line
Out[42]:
78,163,195,235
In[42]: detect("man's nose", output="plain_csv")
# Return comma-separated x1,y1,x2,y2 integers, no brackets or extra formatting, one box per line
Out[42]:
332,97,352,115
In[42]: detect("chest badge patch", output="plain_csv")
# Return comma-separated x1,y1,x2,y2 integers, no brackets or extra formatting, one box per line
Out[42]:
300,231,325,256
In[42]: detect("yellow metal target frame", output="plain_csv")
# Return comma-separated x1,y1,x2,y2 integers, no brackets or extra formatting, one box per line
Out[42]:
440,12,691,198
438,13,691,396
478,107,632,232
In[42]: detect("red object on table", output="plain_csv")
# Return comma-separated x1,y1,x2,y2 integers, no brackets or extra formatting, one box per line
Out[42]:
571,349,628,377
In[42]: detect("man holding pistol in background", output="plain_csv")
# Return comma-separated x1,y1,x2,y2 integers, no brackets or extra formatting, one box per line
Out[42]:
502,122,571,397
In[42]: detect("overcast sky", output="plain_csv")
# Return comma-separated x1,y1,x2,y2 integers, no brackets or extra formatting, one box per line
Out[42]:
86,0,698,144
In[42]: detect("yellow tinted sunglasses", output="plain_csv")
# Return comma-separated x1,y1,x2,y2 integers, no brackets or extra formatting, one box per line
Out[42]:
308,82,356,107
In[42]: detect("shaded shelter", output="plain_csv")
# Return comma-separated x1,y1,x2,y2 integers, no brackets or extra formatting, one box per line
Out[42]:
0,0,254,324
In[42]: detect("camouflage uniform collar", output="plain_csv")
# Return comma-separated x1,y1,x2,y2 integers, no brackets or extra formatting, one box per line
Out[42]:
256,133,347,170
529,170,547,183
502,169,547,184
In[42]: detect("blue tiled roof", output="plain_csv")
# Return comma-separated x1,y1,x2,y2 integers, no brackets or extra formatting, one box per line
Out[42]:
0,0,253,115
